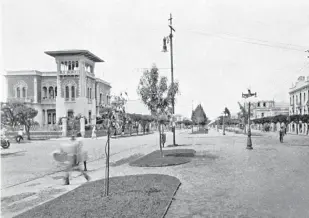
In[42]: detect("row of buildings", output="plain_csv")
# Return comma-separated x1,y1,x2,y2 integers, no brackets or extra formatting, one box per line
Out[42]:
242,75,309,135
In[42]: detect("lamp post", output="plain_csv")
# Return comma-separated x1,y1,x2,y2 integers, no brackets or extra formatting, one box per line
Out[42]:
162,13,176,146
242,89,257,149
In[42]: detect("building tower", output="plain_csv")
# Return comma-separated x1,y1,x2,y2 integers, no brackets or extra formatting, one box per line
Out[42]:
45,50,104,128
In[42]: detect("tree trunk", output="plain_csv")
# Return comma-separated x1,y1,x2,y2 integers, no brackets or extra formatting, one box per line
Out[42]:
158,123,163,157
25,125,31,140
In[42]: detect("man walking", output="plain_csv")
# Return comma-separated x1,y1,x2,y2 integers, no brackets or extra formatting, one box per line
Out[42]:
53,134,90,185
279,126,284,143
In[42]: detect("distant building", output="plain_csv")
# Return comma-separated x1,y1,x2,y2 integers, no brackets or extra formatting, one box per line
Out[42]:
245,100,289,119
288,75,309,134
4,50,112,130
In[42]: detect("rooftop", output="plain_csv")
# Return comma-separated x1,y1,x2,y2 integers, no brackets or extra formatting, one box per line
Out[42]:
45,50,104,62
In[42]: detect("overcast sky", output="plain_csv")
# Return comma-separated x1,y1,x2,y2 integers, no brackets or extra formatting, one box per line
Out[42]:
1,0,309,120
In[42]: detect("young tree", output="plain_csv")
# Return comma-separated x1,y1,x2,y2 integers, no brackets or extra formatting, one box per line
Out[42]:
137,64,179,156
192,104,208,130
1,102,38,140
99,94,127,196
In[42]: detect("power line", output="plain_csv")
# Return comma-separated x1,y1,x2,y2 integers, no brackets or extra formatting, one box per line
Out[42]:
184,29,308,52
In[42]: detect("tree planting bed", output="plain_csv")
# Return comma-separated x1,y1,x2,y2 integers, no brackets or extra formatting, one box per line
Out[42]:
130,149,196,167
15,174,181,218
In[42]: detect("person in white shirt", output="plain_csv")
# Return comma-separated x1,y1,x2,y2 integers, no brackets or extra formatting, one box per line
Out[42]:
91,125,97,139
55,133,90,185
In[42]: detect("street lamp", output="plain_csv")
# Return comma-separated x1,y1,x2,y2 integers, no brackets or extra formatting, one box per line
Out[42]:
162,13,176,146
242,89,257,149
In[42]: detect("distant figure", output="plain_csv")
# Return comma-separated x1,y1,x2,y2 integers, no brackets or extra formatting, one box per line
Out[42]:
91,125,97,139
279,126,284,143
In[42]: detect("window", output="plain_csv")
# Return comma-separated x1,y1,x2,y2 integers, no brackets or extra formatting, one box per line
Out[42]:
65,86,69,100
257,102,260,107
71,86,75,100
261,113,264,117
263,102,266,107
43,87,47,98
304,92,306,102
53,114,56,124
68,110,74,118
48,113,51,124
16,87,20,98
55,87,57,97
89,111,92,124
300,93,302,104
90,88,92,99
49,87,54,99
22,87,26,98
100,93,103,104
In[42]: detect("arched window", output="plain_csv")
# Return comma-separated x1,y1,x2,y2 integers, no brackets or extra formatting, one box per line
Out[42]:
65,86,69,100
49,87,54,99
43,87,47,99
17,87,20,98
71,86,75,100
22,87,26,98
100,93,103,104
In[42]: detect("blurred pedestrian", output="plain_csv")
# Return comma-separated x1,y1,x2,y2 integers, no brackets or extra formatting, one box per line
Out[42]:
91,125,97,139
53,134,90,185
279,126,284,143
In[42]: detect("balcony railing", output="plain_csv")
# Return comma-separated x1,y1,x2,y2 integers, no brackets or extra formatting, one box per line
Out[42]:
7,97,33,103
60,70,79,75
41,97,56,104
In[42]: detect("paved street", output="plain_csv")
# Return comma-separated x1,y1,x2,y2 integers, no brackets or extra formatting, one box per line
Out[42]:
1,129,309,217
1,133,159,189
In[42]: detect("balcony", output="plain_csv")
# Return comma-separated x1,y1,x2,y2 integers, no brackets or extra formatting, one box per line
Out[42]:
41,97,56,104
7,97,33,103
65,97,76,102
60,70,79,75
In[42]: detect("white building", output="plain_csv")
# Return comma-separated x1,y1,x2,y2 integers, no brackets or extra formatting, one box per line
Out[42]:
288,75,309,134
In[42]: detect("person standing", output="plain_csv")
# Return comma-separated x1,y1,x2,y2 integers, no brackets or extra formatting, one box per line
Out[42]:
91,125,97,139
279,126,284,143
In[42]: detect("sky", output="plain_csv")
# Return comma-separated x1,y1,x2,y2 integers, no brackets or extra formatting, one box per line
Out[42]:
1,0,309,120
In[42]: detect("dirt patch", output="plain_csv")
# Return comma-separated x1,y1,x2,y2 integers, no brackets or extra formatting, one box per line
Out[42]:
110,153,144,167
130,149,196,167
15,174,181,218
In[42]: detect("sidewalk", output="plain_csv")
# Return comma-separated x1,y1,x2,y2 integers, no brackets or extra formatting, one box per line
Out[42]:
1,141,159,218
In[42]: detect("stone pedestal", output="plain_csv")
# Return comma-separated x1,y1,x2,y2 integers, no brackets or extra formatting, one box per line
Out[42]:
62,117,67,137
80,117,85,137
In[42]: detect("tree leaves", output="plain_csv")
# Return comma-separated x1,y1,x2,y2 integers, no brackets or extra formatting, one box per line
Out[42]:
137,64,179,117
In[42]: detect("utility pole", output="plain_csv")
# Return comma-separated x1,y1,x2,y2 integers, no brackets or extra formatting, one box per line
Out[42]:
162,13,176,145
169,13,176,146
242,89,257,149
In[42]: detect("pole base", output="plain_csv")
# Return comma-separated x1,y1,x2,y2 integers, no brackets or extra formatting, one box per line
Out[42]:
246,146,253,150
246,136,253,149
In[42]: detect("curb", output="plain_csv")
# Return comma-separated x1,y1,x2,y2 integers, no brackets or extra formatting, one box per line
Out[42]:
161,182,182,218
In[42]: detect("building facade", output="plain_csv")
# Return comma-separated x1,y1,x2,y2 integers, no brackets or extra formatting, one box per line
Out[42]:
288,75,309,134
5,50,112,131
245,100,289,119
